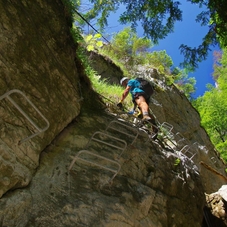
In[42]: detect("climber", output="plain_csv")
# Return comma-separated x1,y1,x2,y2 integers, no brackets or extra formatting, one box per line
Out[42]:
117,77,158,134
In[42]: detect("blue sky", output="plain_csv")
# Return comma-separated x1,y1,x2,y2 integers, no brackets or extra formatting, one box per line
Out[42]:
100,1,219,98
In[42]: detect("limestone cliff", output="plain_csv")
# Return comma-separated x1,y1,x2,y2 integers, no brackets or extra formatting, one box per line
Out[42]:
0,0,82,198
0,0,227,227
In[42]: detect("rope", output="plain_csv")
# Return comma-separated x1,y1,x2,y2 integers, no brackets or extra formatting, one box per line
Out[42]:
72,9,111,44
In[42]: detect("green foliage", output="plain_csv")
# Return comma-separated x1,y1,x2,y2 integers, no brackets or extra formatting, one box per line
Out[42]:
70,27,132,109
194,48,227,162
174,158,181,166
70,25,88,63
179,28,217,70
100,27,174,74
145,50,173,73
79,0,227,70
83,0,117,29
207,1,227,48
216,141,227,163
85,27,196,99
101,27,153,69
173,68,196,99
70,18,196,104
88,71,132,109
173,0,227,70
84,33,103,51
83,0,182,44
62,0,81,21
71,25,84,43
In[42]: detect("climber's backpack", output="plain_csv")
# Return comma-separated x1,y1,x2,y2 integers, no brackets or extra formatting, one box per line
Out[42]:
136,77,154,96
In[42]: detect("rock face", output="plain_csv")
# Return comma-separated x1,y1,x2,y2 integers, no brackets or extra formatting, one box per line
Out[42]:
149,84,227,194
87,51,124,84
0,111,205,227
0,0,227,226
0,0,81,198
205,185,227,226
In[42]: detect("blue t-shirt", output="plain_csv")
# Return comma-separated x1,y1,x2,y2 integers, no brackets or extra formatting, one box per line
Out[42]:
127,79,144,98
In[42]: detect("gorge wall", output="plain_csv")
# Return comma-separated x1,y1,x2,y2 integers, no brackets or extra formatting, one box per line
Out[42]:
0,0,227,226
0,0,82,198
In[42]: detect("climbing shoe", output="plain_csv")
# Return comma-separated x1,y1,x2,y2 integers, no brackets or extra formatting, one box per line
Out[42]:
142,115,152,122
142,116,159,136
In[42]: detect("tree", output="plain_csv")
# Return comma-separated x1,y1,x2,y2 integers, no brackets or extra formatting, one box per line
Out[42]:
196,87,227,161
212,50,222,81
91,26,195,99
101,27,152,69
145,50,173,73
79,0,227,70
194,48,227,161
171,67,196,99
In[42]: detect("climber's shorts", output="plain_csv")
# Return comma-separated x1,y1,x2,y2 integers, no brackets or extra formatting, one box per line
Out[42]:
133,92,150,104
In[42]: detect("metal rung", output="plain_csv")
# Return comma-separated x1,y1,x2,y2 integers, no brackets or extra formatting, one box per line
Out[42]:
105,120,139,144
69,150,121,182
179,145,190,153
159,125,176,148
160,122,173,132
140,121,159,142
159,123,174,141
0,89,50,144
86,131,127,158
175,132,185,144
179,145,197,160
211,157,216,164
192,142,208,154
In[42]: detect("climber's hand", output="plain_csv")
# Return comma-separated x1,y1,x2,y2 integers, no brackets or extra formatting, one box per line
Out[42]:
117,102,123,110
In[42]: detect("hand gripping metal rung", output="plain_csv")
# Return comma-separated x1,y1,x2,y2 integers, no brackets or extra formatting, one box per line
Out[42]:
68,150,121,182
86,131,127,158
105,120,139,144
0,89,50,144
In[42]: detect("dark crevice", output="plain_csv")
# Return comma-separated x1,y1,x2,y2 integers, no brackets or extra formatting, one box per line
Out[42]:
202,206,227,227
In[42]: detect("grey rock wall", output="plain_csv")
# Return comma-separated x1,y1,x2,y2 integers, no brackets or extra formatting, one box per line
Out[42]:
0,111,206,227
149,83,227,194
87,51,124,84
0,0,227,226
0,0,81,197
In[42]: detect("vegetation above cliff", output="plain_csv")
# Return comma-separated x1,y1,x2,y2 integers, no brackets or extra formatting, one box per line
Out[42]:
76,0,227,71
83,27,196,100
65,0,227,163
193,48,227,162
